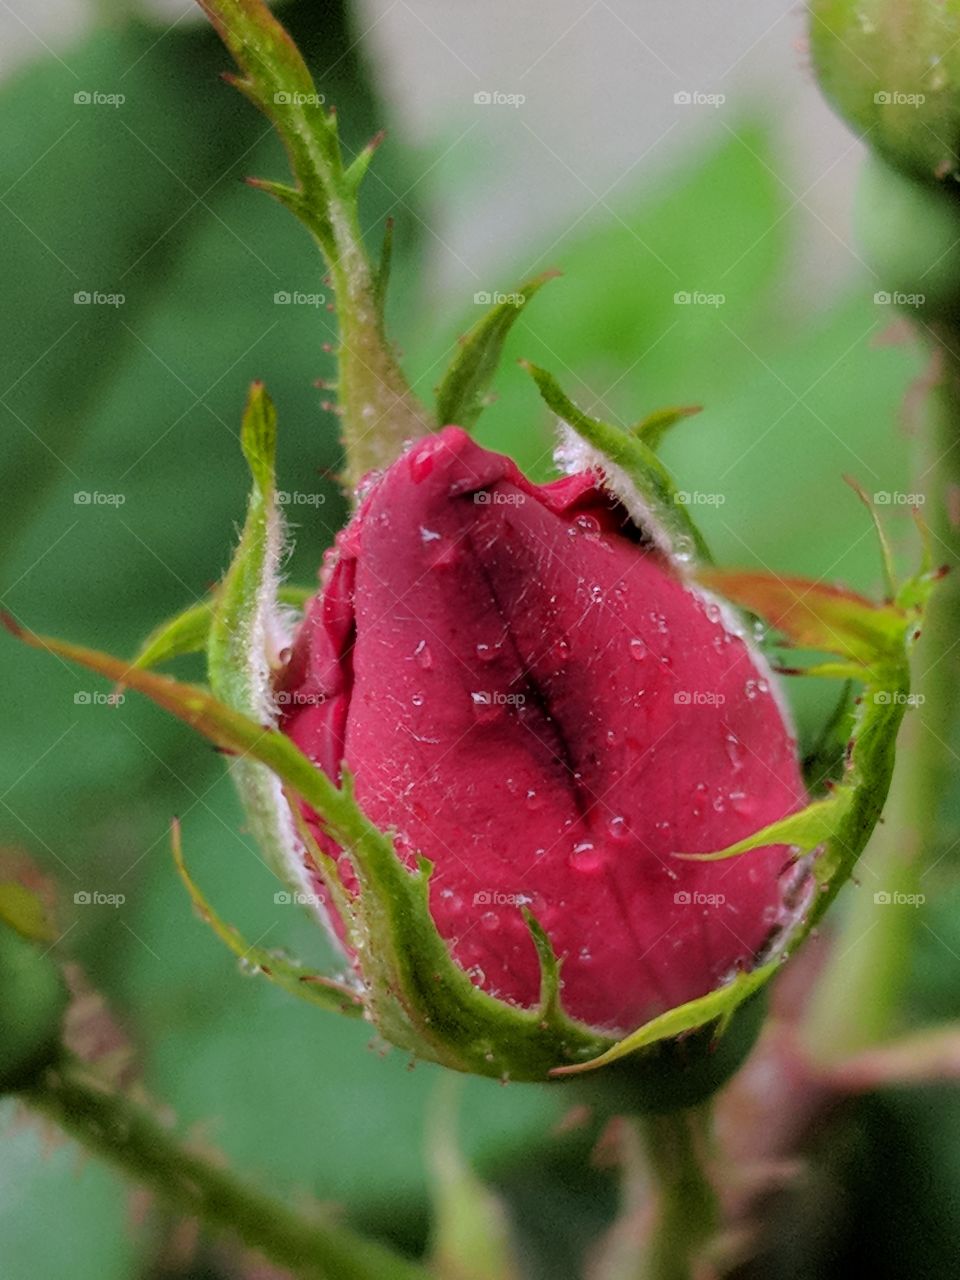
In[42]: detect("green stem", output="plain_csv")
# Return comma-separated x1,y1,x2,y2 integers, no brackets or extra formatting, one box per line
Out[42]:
635,1106,719,1280
22,1053,429,1280
804,325,960,1058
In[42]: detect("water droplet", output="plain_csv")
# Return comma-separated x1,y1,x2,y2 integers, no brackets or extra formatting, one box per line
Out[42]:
411,691,424,707
589,584,604,604
578,945,593,963
481,911,500,932
476,642,498,663
525,789,544,811
575,513,601,534
569,841,606,873
629,637,647,661
419,525,441,543
705,602,722,623
607,815,629,842
730,791,756,818
724,732,746,769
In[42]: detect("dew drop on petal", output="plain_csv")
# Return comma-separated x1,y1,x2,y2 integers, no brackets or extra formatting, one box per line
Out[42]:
476,642,498,663
569,841,606,873
411,691,424,707
481,911,500,932
413,639,433,669
526,788,544,811
629,637,647,662
607,815,629,842
419,526,441,543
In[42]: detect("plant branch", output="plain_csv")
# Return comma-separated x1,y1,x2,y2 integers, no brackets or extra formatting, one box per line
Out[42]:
23,1052,430,1280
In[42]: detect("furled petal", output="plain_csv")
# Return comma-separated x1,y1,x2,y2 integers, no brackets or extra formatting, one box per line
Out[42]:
279,427,806,1033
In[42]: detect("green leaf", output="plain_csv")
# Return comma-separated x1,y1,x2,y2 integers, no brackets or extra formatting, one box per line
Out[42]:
435,272,558,430
521,360,711,565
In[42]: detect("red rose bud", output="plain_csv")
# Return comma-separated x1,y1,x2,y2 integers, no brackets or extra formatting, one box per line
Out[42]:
278,427,807,1034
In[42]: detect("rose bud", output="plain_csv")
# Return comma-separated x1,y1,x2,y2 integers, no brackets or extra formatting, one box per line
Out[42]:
277,427,806,1034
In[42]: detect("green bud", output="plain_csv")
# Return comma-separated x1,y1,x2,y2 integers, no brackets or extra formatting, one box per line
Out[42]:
0,918,67,1091
810,0,960,182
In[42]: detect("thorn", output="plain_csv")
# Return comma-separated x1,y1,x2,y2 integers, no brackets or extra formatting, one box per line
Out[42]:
368,128,387,151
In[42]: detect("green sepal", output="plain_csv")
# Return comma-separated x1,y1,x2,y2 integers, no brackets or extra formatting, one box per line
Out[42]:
133,586,312,672
521,361,711,566
435,272,558,430
2,617,620,1080
630,403,702,451
171,821,363,1018
204,383,327,921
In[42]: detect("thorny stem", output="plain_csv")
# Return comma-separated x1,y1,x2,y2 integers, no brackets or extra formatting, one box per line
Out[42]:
22,1052,429,1280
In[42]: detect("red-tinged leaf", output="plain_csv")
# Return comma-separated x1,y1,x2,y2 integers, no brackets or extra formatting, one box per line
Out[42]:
699,569,908,667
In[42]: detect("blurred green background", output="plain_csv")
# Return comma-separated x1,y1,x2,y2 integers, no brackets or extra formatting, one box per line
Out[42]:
1,2,958,1277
